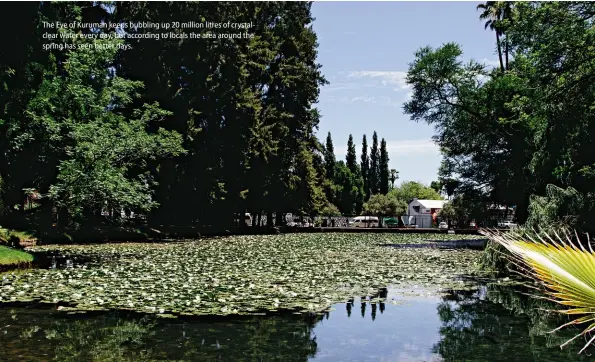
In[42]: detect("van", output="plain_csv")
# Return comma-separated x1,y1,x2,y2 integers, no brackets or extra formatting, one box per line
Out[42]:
352,216,379,228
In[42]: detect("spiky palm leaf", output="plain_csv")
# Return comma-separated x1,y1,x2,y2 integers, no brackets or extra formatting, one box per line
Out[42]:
480,228,595,353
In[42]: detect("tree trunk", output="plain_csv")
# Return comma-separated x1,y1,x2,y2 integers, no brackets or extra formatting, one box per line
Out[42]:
504,35,509,70
496,32,504,72
275,212,283,226
267,212,274,227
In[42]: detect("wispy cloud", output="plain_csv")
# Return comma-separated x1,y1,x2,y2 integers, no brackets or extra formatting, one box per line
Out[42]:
481,58,501,67
325,95,376,103
347,71,410,90
335,139,440,157
349,96,374,103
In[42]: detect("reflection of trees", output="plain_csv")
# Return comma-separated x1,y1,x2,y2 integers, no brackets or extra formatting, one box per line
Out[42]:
1,309,321,361
433,284,594,361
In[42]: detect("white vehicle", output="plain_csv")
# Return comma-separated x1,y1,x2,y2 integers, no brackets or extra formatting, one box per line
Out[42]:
244,213,252,227
499,221,517,229
352,216,379,228
438,221,448,229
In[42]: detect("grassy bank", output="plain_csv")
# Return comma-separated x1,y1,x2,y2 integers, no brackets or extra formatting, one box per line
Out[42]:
0,245,34,269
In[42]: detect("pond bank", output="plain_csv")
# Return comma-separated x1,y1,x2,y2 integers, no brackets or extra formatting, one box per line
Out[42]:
0,245,35,272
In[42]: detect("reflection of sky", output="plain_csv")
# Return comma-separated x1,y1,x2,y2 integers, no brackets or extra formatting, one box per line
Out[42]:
310,297,443,362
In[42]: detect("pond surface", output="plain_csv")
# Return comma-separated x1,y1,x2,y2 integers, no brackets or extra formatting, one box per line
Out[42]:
1,284,593,361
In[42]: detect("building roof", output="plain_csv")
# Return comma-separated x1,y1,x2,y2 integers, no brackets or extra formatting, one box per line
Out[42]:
414,199,446,209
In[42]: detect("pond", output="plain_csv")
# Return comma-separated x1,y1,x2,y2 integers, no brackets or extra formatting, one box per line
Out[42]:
0,234,593,360
1,284,592,361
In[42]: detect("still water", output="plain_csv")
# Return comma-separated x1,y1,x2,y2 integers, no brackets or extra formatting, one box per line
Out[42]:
1,284,592,362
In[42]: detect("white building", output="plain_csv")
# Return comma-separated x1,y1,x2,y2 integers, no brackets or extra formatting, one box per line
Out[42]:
405,198,446,228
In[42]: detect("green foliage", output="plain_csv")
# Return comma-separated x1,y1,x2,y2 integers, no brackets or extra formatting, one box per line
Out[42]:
404,2,595,232
440,191,490,226
379,138,390,194
483,228,595,353
0,2,330,230
369,131,380,195
389,169,399,190
363,194,406,219
332,161,364,215
15,36,183,225
323,132,336,181
346,134,358,175
360,134,370,199
525,185,590,231
320,203,341,217
388,181,443,204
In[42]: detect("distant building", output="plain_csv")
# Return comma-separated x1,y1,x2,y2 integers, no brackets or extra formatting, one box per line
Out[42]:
406,198,446,228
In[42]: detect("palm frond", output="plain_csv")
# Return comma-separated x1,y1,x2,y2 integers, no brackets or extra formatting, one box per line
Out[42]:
480,227,595,353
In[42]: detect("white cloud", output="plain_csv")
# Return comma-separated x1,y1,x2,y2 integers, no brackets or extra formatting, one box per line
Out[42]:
349,96,374,103
325,95,376,103
476,74,489,85
481,58,501,67
347,71,410,89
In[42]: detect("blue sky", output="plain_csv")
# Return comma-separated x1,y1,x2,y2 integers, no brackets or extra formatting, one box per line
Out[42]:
311,1,498,186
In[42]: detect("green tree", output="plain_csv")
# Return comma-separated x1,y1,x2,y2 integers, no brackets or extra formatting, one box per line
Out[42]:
379,138,390,194
430,181,442,194
346,134,358,175
362,194,405,227
333,161,363,215
36,38,183,226
389,169,399,190
369,131,380,195
323,132,336,181
115,2,328,229
389,181,443,204
360,134,370,200
403,42,534,223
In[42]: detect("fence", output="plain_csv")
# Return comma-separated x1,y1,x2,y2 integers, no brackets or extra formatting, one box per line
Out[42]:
242,213,445,228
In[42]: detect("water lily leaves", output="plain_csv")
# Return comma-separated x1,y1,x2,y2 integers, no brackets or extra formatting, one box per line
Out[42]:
1,233,485,316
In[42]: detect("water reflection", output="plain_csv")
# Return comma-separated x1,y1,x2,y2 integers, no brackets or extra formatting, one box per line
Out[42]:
433,284,594,361
0,284,594,361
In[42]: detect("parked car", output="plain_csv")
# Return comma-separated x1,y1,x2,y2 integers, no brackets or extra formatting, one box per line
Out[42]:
469,221,477,228
497,221,517,228
352,216,379,228
438,221,449,229
347,218,355,227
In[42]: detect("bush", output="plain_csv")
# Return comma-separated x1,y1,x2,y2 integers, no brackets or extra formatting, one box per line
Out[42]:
526,184,593,232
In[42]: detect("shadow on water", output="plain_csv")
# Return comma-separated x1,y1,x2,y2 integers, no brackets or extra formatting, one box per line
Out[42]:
31,252,106,270
380,238,488,250
1,284,593,361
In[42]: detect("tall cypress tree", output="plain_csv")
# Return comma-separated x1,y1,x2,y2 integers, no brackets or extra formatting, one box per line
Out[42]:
370,131,380,195
360,134,369,199
379,138,390,194
346,134,357,175
324,132,336,181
